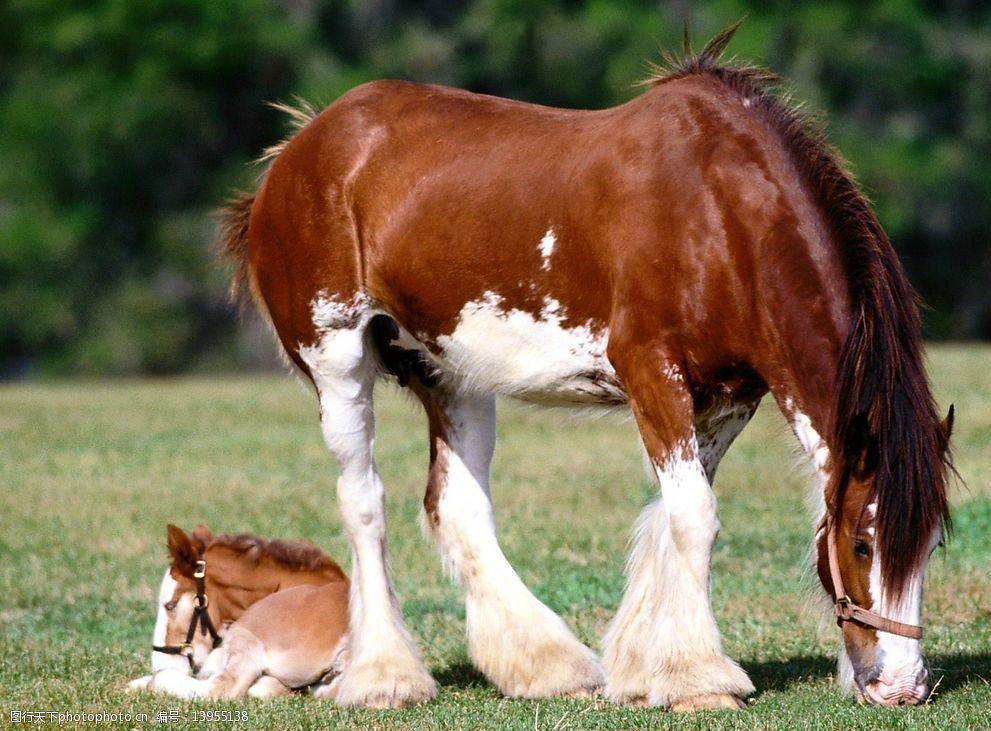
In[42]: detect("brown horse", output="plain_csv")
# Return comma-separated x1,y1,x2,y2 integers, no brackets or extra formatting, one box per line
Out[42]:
128,524,348,697
218,25,952,710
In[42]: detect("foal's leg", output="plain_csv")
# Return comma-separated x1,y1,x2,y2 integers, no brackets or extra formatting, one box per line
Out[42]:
298,325,435,708
247,676,292,698
413,386,604,698
204,628,266,699
602,353,754,709
144,669,211,700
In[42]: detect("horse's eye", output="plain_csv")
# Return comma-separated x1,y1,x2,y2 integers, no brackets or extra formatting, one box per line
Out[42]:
164,600,178,612
853,540,870,558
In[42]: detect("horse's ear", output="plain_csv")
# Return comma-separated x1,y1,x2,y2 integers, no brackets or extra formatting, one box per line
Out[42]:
192,523,213,545
940,404,954,444
166,524,198,574
939,404,955,450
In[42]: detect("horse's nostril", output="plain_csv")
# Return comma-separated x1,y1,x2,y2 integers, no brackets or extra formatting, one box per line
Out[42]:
865,679,927,707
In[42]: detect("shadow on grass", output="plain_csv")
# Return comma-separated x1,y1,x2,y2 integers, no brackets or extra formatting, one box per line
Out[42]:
434,662,490,690
434,653,991,699
745,652,991,698
926,652,991,695
744,655,835,696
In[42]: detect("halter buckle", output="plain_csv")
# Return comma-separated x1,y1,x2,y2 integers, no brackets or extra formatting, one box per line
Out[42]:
834,595,853,622
179,643,193,657
194,560,206,579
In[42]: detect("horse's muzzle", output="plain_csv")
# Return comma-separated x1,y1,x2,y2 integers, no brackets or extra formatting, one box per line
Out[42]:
859,667,928,706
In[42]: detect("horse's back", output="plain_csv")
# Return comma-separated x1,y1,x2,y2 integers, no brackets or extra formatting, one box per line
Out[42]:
248,75,845,402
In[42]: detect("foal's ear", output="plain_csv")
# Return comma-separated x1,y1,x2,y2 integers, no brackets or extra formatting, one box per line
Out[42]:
166,524,198,574
939,404,955,451
192,523,213,545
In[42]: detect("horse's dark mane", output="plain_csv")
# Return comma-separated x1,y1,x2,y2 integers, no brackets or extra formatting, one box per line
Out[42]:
208,532,344,575
648,22,951,598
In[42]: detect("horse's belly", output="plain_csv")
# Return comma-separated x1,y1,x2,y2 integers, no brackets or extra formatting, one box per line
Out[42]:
424,292,626,406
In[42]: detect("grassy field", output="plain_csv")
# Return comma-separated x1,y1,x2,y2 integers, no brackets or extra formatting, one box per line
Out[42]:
1,344,989,730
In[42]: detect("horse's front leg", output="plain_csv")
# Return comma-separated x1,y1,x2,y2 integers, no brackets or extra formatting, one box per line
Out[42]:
602,348,753,709
412,386,604,698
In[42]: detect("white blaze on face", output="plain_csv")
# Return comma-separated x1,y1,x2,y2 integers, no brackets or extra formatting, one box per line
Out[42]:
866,519,936,699
151,569,188,673
538,228,556,271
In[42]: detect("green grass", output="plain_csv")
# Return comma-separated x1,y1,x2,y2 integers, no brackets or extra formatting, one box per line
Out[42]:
1,344,989,730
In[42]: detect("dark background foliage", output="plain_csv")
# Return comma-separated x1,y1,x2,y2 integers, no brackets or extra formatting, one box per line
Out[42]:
2,0,988,376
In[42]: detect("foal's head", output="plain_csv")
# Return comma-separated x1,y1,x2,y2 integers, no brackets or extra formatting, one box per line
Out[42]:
153,523,349,672
815,409,953,706
154,524,222,672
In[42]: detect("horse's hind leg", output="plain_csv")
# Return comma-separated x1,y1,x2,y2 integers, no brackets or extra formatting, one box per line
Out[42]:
412,385,604,698
297,321,435,708
602,346,754,709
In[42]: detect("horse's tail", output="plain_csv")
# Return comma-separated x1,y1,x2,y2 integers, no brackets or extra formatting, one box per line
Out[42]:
216,101,320,314
216,192,257,311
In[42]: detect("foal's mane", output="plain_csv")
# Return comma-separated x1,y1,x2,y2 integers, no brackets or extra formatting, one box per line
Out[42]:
647,22,951,597
208,532,342,574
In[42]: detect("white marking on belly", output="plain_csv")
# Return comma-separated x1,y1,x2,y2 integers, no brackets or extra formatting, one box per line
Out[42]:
435,291,624,405
538,229,556,270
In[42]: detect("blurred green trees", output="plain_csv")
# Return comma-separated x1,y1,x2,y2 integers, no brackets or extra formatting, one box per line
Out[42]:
1,0,988,376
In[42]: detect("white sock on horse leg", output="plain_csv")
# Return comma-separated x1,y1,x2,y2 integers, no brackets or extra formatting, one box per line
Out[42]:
300,325,435,708
603,447,754,706
422,393,603,698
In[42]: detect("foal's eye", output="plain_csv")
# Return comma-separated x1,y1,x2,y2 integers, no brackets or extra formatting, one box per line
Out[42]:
853,540,870,558
164,600,178,612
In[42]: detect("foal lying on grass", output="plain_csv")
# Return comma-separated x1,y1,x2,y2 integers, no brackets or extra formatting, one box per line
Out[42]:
128,524,350,699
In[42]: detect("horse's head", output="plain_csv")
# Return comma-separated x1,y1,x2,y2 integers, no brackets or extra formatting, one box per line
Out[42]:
816,408,953,706
151,523,220,673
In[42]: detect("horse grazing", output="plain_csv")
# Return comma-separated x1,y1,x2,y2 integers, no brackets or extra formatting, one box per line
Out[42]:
128,524,349,698
218,24,952,710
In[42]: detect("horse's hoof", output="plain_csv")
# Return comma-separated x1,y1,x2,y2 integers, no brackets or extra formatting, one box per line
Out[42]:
328,660,437,708
670,693,745,712
564,685,602,700
622,695,649,707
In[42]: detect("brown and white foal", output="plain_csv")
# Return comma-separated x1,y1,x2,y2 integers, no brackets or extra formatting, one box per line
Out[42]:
128,525,349,699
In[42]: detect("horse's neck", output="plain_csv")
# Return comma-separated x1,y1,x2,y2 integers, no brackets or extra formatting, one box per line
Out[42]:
761,257,851,464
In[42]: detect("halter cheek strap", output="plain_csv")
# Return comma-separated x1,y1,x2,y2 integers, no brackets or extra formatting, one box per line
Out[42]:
152,559,224,672
826,521,924,640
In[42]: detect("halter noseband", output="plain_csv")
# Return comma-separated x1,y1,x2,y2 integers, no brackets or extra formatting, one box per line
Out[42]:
826,520,924,640
152,559,223,672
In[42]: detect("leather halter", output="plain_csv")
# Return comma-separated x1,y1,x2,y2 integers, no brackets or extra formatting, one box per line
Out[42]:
152,559,223,672
826,520,924,640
